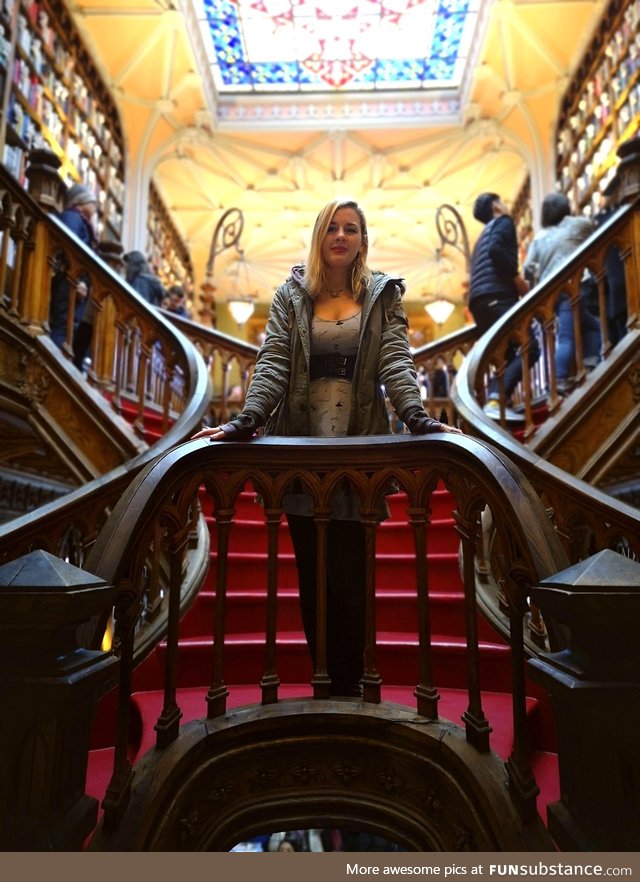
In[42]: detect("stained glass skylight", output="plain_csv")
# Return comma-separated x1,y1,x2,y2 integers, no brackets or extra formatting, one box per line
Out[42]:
193,0,481,94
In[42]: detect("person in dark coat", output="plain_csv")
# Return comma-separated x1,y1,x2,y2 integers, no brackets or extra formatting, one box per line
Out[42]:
594,179,627,347
165,284,190,317
523,193,601,395
49,183,98,357
124,250,165,307
467,192,537,421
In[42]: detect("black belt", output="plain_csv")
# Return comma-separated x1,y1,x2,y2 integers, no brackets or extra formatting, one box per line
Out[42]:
309,353,356,381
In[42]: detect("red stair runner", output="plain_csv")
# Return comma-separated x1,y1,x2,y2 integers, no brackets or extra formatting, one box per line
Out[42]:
88,479,560,832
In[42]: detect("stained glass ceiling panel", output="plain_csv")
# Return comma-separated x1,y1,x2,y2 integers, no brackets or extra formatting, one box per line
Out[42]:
194,0,481,94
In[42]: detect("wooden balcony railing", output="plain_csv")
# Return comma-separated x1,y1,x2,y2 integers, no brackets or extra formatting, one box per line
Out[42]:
412,324,478,426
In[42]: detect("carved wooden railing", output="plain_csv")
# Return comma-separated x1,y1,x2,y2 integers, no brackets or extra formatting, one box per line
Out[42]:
459,198,640,442
450,191,640,644
412,324,478,426
453,194,640,550
163,311,258,425
83,432,568,846
168,311,477,432
0,165,212,656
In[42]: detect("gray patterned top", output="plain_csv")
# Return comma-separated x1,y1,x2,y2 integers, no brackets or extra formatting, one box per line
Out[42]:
283,310,363,519
308,311,361,437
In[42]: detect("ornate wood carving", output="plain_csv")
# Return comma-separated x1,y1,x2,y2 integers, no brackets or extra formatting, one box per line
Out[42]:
90,705,554,853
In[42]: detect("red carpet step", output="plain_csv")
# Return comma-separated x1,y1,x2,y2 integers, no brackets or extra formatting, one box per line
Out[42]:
87,481,560,836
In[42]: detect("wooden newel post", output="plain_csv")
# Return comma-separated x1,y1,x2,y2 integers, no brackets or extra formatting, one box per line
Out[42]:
0,550,116,850
97,240,125,274
24,147,65,213
606,135,640,206
528,549,640,851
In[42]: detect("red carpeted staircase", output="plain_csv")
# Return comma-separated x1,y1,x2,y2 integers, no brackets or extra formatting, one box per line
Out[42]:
86,400,560,839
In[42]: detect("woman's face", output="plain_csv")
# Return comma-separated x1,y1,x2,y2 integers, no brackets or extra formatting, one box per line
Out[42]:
321,206,364,272
277,840,296,853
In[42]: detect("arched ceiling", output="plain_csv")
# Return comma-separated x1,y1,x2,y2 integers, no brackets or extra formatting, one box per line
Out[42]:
69,0,607,310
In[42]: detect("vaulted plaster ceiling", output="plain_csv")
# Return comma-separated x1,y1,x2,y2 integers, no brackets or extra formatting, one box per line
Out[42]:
69,0,607,315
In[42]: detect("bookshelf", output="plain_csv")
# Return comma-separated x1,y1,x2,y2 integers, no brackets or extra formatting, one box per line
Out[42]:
146,179,194,293
555,0,640,217
0,0,125,241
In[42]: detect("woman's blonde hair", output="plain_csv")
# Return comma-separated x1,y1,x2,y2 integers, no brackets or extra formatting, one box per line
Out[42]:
302,198,372,302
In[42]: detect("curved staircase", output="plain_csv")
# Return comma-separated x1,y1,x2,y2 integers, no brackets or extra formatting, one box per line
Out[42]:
86,475,561,845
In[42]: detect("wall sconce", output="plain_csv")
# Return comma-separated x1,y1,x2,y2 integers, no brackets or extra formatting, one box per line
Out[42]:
202,207,245,328
227,297,255,326
424,297,455,326
226,249,257,326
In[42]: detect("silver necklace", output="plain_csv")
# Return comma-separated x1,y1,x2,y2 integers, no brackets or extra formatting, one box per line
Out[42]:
328,288,349,298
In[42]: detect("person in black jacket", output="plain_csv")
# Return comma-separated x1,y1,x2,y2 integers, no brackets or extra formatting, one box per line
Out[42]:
594,178,627,347
124,250,165,307
49,183,98,357
468,192,536,421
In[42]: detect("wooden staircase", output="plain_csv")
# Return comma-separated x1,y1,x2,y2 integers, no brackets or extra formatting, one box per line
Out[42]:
86,475,561,840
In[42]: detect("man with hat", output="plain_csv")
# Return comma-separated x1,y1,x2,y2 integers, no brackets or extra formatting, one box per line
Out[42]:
49,182,98,361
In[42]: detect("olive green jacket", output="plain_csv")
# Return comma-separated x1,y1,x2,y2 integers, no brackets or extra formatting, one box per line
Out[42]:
243,267,423,436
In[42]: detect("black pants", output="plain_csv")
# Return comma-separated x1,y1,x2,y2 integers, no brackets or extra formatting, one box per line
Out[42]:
469,295,540,399
72,320,93,369
286,514,366,693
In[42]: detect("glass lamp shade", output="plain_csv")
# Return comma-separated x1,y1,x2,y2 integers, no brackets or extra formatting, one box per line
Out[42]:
227,298,255,325
424,298,455,325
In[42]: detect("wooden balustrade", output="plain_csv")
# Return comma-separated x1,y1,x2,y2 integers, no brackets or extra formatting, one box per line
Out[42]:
166,312,477,433
453,197,640,567
164,311,258,425
0,164,211,661
84,433,569,833
412,324,478,426
461,199,640,439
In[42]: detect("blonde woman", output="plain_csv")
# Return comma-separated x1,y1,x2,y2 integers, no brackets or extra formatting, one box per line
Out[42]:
193,198,461,695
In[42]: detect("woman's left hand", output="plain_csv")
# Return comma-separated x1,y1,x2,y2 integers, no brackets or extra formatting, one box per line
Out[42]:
191,425,228,441
191,412,260,441
437,422,463,435
406,412,463,435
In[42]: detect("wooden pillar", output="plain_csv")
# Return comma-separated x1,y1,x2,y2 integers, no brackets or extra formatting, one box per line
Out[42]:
0,550,115,850
528,549,640,851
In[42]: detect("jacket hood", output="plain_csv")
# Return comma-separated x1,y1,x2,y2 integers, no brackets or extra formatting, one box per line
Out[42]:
288,265,404,296
291,265,305,286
